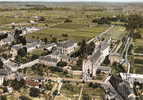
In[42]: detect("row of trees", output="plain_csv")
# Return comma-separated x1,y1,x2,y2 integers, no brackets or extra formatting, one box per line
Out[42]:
0,34,8,40
14,29,27,45
125,14,143,39
71,40,95,58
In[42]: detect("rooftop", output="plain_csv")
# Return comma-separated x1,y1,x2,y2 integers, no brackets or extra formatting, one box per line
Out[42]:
40,55,59,63
58,40,76,48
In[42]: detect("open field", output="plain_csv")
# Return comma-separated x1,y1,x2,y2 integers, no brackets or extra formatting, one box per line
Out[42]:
25,24,109,41
133,28,143,74
107,26,126,40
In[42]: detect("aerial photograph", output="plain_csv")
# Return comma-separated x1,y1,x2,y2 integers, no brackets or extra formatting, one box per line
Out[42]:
0,0,142,100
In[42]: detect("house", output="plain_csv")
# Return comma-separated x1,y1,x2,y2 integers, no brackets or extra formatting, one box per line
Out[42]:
109,75,136,100
21,27,40,36
57,40,78,55
0,64,13,85
10,42,41,59
43,43,57,51
0,32,14,46
120,73,143,84
4,60,19,72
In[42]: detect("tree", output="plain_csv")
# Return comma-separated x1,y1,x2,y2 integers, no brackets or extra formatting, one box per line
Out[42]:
79,40,87,57
31,54,39,61
57,61,67,67
3,80,9,86
19,36,27,45
92,17,111,25
0,95,7,100
14,29,22,39
62,34,68,37
126,14,143,38
76,57,83,70
82,94,91,100
0,59,3,69
88,82,100,88
64,19,72,23
18,47,27,57
38,16,45,21
51,37,57,43
29,88,40,97
44,38,48,44
0,34,8,40
11,79,26,90
19,96,31,100
53,90,58,96
86,41,95,55
45,82,52,90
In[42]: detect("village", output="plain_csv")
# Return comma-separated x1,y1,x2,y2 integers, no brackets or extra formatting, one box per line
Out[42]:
0,1,142,100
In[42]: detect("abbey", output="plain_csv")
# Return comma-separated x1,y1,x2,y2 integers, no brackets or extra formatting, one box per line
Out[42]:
82,39,111,81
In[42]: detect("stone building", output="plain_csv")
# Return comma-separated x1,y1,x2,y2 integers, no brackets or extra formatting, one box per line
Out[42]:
82,39,111,81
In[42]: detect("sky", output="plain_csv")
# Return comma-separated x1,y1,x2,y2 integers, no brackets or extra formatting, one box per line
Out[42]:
0,0,142,2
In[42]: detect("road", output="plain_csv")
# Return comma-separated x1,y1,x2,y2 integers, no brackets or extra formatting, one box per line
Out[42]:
25,76,105,84
45,77,105,84
78,84,84,100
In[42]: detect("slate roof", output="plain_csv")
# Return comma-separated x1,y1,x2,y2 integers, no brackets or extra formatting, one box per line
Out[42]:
2,33,14,43
58,40,76,48
43,43,57,49
40,55,58,63
0,65,12,75
12,42,40,50
100,40,110,51
91,49,101,62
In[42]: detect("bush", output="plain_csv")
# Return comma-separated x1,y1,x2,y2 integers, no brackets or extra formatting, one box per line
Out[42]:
11,79,26,90
0,96,7,100
64,19,72,23
19,96,31,100
57,61,67,67
29,88,40,97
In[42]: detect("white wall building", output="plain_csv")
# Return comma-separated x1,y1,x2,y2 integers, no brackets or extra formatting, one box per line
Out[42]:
82,39,111,81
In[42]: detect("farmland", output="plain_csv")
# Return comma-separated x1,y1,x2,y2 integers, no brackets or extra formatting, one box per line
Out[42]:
26,24,109,41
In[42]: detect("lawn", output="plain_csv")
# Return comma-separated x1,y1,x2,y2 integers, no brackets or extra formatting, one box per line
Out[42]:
0,16,28,25
108,26,127,40
133,56,143,74
29,49,47,57
52,23,88,29
61,82,81,97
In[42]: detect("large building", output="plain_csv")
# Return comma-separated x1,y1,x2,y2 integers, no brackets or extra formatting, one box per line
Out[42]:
82,39,110,81
120,73,143,84
57,40,78,55
108,75,136,100
10,41,41,59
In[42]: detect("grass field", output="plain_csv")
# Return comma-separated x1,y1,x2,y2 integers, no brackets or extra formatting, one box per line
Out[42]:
26,24,109,41
134,56,143,74
133,28,143,74
108,26,126,40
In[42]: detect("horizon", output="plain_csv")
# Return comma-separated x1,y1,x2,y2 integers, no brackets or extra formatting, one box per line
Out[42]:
0,0,142,3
